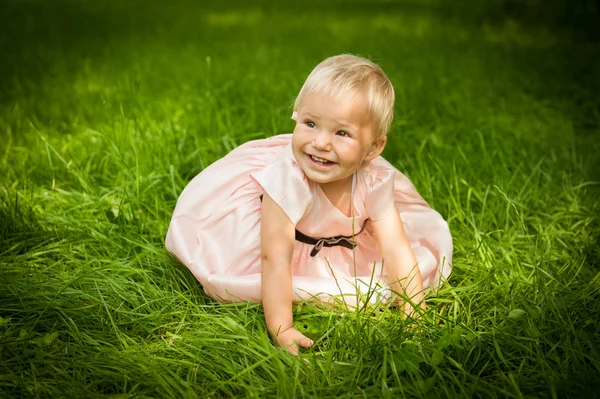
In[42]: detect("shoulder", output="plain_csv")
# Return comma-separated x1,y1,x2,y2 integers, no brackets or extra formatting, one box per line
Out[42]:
358,156,397,221
358,156,397,190
359,155,430,210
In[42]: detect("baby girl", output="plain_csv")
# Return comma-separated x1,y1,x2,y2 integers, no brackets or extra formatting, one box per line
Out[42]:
166,54,452,355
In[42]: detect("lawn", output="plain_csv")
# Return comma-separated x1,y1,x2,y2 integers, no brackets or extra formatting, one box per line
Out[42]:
1,0,599,397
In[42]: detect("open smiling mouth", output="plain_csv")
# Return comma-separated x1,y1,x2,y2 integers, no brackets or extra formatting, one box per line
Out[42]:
308,154,336,166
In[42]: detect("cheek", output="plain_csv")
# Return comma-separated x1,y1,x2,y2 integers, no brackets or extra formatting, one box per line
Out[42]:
292,127,312,144
336,143,366,163
291,131,308,152
291,134,300,150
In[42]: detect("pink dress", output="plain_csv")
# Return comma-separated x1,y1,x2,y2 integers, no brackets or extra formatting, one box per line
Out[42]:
166,134,452,304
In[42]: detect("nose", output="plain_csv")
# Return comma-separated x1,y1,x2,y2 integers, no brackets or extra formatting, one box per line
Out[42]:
312,130,332,151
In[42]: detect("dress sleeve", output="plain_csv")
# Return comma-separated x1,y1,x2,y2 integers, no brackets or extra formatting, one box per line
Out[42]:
364,160,397,221
250,157,313,226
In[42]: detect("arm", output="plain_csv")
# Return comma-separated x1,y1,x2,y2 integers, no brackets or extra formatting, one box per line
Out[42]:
371,209,426,316
261,193,314,355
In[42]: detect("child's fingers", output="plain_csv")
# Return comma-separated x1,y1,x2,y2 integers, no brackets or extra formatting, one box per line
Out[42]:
295,331,314,348
288,329,314,348
285,343,299,356
275,335,299,355
297,337,314,348
275,328,314,355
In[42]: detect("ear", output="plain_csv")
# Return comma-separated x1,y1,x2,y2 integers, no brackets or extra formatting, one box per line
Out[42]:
364,136,387,161
291,111,299,121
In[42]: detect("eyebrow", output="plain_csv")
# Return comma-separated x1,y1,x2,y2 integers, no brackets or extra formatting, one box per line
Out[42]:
337,120,359,130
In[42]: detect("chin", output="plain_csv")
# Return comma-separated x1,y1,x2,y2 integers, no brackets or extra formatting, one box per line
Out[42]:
306,171,352,186
304,172,332,184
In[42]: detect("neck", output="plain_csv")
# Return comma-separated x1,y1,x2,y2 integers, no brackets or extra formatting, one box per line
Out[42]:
319,176,353,217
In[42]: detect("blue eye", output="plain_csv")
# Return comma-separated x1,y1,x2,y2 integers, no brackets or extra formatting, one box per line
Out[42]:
336,131,350,137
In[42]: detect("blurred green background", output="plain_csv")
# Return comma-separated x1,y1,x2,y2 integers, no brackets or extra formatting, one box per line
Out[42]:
1,0,599,397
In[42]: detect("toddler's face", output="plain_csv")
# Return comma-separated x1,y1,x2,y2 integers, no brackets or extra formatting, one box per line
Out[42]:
291,91,384,188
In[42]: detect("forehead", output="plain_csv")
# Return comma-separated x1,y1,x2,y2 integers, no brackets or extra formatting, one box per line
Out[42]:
299,91,372,126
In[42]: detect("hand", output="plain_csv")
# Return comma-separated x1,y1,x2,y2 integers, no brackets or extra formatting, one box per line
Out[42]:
271,327,314,356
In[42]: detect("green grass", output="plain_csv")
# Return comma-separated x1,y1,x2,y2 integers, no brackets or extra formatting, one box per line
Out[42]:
1,0,599,397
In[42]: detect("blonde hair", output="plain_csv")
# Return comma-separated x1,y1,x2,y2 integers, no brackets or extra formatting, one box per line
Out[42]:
294,54,395,138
